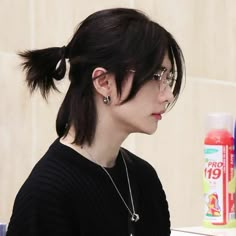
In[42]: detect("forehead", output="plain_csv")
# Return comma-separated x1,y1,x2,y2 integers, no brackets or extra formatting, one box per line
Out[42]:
161,53,172,71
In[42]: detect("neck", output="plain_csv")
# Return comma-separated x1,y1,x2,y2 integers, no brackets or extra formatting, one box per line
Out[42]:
60,97,131,167
60,124,128,168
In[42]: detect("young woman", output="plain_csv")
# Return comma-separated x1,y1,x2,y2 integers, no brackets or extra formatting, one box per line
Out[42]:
7,8,185,236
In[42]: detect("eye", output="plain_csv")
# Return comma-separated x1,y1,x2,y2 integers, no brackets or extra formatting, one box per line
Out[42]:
153,73,161,81
153,67,167,81
166,71,177,87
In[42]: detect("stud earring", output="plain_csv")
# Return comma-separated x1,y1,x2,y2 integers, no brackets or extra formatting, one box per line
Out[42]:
103,96,111,105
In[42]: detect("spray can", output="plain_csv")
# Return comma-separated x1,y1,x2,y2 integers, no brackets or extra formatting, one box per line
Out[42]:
203,113,236,227
0,223,7,236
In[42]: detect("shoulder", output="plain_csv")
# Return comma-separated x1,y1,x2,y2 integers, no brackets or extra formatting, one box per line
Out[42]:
16,139,79,200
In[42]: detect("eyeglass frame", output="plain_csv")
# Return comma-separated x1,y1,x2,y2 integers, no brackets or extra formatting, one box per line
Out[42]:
129,67,177,92
92,67,177,92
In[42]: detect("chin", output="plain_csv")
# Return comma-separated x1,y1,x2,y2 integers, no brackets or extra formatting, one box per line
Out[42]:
138,124,158,135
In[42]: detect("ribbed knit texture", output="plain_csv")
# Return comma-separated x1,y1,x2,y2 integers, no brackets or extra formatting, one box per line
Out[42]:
7,138,170,236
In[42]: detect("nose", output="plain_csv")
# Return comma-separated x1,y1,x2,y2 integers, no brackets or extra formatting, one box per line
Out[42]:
159,85,174,103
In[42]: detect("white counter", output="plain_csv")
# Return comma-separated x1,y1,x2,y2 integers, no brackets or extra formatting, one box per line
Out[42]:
172,226,236,236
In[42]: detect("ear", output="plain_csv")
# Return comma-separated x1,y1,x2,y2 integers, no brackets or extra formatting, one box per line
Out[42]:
92,67,113,97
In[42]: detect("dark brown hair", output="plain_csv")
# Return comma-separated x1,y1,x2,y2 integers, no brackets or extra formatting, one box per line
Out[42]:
19,8,185,146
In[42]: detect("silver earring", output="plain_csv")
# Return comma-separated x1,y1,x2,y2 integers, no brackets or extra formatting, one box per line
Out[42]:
103,96,111,105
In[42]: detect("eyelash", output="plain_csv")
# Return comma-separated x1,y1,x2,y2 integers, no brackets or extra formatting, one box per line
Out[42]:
153,69,177,88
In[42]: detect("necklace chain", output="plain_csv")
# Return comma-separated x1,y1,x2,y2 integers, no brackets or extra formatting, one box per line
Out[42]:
82,147,140,222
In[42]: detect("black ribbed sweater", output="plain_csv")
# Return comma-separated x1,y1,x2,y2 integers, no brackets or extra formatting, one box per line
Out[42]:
7,139,170,236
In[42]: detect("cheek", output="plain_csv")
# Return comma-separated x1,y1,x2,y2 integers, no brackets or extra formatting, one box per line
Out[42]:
137,85,160,105
115,82,160,116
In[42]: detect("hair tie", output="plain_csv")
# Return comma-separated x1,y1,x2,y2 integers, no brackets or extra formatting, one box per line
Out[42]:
52,46,68,80
61,46,68,59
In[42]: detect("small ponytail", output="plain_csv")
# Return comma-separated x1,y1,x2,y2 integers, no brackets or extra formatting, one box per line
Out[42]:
19,46,68,99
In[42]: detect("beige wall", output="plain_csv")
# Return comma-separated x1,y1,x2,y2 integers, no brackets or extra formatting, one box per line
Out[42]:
1,0,236,228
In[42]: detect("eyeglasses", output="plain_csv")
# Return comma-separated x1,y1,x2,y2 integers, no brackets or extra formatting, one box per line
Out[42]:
153,67,177,92
129,67,177,92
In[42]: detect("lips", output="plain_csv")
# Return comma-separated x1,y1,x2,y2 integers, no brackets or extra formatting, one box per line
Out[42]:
152,111,165,120
152,113,162,120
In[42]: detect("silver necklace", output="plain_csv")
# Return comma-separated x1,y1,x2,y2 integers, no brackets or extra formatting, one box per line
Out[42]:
82,147,140,223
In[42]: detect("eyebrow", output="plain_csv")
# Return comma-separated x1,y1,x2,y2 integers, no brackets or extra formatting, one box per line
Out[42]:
159,66,173,73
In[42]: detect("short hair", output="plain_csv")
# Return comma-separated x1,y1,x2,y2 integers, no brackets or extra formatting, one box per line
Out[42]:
19,8,185,145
